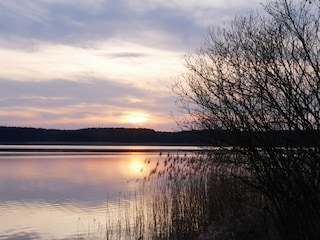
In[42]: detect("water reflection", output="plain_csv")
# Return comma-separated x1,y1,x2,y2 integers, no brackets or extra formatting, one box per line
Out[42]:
0,151,162,239
0,153,158,203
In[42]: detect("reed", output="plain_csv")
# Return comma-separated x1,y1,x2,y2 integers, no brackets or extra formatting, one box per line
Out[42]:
80,151,276,240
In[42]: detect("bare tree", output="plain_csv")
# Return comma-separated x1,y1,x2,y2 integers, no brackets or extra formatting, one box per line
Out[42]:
174,0,320,239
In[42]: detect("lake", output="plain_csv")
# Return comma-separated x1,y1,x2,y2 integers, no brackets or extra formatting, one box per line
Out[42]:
0,145,200,240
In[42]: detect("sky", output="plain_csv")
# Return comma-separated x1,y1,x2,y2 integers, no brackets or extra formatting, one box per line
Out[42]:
0,0,263,131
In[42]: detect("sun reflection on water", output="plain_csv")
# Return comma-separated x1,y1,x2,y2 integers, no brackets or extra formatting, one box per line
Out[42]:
0,149,168,239
130,161,143,172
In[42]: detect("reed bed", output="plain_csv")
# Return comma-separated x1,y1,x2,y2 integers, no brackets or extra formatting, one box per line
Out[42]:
79,151,275,240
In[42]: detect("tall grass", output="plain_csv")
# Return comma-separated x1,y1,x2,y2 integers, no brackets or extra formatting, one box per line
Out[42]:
80,151,277,240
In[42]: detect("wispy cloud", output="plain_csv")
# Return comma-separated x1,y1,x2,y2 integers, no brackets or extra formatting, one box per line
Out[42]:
0,78,177,130
0,0,264,130
0,0,261,49
102,52,150,59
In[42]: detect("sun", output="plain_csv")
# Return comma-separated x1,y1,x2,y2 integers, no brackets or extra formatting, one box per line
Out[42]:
122,112,149,124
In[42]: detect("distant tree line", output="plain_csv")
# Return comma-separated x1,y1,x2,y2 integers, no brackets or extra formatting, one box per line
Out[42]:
0,126,207,144
1,126,319,147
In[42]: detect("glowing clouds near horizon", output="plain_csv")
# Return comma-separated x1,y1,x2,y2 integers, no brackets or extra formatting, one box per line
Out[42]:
0,0,263,131
0,40,181,131
120,112,150,125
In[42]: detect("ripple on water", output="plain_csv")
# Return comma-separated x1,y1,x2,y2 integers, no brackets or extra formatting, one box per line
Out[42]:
0,230,41,240
0,200,110,240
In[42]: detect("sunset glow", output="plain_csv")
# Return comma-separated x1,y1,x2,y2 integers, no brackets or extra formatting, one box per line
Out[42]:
0,0,262,130
129,160,144,174
121,112,150,125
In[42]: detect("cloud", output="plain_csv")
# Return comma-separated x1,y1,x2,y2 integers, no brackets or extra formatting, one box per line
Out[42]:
0,40,185,92
0,78,178,130
102,52,150,59
0,0,262,51
0,78,158,106
0,0,265,130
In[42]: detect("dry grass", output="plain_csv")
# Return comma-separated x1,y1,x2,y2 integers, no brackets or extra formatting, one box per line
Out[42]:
80,152,278,240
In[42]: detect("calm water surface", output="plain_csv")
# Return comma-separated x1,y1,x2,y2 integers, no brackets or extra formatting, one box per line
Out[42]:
0,145,199,240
